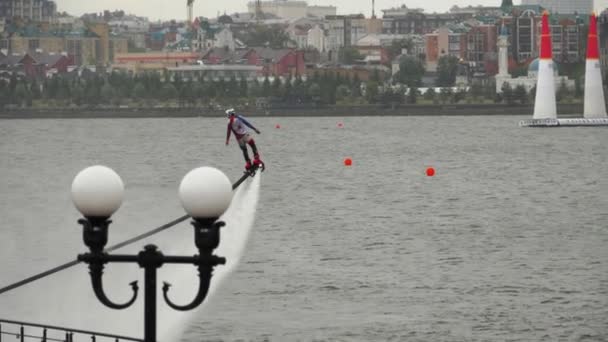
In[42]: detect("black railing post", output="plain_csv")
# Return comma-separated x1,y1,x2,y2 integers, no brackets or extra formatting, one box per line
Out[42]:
65,331,69,342
0,322,2,342
91,335,96,342
42,328,47,342
20,325,24,342
144,260,158,342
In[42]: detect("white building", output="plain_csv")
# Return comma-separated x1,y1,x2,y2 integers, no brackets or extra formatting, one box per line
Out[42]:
381,4,424,17
247,0,335,19
307,24,326,52
167,64,263,81
1,0,56,21
355,33,420,48
521,0,593,14
495,27,574,93
290,29,308,49
247,0,306,19
325,19,345,51
108,17,150,33
307,5,336,18
214,27,236,52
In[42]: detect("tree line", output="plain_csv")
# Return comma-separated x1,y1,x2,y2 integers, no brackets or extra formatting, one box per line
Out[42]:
0,70,380,108
0,67,585,110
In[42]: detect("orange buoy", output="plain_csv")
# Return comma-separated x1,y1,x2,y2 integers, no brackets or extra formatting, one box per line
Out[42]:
275,124,281,129
426,167,435,176
344,158,352,166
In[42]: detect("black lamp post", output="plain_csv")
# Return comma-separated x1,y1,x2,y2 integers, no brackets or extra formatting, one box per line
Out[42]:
72,165,233,342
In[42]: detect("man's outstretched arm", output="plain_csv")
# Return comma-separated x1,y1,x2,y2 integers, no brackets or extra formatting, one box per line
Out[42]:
239,116,261,134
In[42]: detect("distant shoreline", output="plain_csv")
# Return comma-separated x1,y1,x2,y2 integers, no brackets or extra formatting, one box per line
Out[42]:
0,104,585,119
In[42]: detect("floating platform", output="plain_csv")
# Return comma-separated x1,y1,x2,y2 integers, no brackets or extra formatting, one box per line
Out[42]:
519,118,608,127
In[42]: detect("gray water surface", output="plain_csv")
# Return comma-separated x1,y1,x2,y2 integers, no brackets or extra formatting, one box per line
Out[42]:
1,116,607,341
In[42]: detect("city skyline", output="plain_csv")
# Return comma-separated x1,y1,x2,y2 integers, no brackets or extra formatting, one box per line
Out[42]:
56,0,608,21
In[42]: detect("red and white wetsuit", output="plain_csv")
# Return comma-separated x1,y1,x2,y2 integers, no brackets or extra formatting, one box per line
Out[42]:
226,114,257,145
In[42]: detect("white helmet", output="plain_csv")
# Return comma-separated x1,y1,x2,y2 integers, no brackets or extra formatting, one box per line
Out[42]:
225,108,235,117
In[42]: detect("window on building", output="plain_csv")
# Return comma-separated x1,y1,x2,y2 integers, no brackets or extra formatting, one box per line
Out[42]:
28,39,39,51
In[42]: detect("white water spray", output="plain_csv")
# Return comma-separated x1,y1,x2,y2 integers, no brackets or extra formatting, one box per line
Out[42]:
0,174,262,341
160,173,262,341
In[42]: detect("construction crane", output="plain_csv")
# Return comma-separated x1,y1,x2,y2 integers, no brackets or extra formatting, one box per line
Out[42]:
187,0,194,24
255,0,264,21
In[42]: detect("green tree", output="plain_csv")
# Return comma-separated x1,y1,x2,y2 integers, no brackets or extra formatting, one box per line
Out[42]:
501,82,515,105
338,47,363,65
351,74,362,97
85,84,99,106
469,83,483,102
424,87,436,103
439,87,453,104
387,38,414,59
56,78,71,102
249,79,262,97
336,84,351,102
308,83,321,103
0,80,8,108
14,83,28,106
242,24,292,48
101,82,115,104
371,69,381,82
29,79,42,99
556,79,569,103
574,76,583,98
365,81,379,103
216,79,227,98
407,87,419,104
453,88,467,103
513,85,528,104
436,55,459,87
262,76,271,97
239,77,248,98
180,80,196,107
271,77,281,97
161,83,178,102
380,88,404,106
46,77,58,99
396,56,424,87
529,85,536,102
132,83,146,100
227,77,238,97
282,77,293,101
71,84,85,106
293,76,306,102
203,81,217,98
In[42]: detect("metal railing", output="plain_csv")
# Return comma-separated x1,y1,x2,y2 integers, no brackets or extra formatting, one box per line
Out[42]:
0,319,143,342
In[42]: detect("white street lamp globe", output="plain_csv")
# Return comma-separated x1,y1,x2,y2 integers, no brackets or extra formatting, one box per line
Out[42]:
71,165,124,218
179,167,232,218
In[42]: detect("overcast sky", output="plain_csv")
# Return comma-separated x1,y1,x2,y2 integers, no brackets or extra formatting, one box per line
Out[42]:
57,0,607,21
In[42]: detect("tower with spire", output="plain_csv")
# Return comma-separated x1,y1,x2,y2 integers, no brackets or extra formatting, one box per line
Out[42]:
497,21,509,76
372,0,376,19
187,0,194,24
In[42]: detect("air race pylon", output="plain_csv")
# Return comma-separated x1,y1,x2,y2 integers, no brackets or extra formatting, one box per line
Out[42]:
584,12,607,118
533,11,557,119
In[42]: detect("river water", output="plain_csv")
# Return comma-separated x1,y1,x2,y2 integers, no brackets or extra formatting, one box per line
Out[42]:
0,116,607,341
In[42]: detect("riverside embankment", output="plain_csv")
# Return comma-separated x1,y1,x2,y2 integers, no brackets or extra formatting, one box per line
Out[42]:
0,103,585,118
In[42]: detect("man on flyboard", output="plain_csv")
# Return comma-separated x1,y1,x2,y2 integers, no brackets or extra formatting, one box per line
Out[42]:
225,108,265,174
